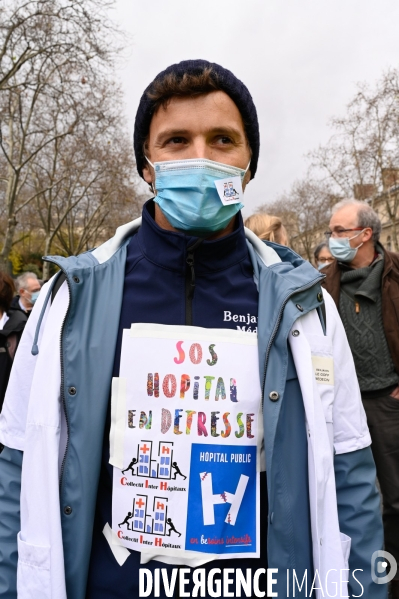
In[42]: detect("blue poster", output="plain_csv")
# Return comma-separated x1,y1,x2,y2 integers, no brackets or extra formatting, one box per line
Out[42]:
185,443,257,555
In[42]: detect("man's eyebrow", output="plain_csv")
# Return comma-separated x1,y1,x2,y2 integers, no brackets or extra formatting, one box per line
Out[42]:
208,126,243,137
155,129,190,140
154,126,244,142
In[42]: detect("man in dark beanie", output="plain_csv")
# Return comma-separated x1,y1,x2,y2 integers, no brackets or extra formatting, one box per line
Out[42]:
0,60,386,598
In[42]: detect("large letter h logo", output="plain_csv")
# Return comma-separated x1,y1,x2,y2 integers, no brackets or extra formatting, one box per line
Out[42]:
199,471,249,526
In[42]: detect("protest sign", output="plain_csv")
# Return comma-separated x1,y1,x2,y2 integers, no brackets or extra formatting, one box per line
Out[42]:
110,324,262,564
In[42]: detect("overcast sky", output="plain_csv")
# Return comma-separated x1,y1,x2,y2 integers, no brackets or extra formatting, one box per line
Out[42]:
111,0,399,217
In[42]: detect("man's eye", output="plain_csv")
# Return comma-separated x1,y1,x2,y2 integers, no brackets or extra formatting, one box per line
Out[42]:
166,137,186,145
216,136,233,145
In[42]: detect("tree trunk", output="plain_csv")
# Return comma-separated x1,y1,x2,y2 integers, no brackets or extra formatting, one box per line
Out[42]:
1,155,21,273
0,256,13,275
392,219,399,252
0,215,18,274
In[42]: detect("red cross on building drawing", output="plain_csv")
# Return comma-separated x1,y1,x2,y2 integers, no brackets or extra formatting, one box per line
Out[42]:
136,498,145,508
140,444,150,454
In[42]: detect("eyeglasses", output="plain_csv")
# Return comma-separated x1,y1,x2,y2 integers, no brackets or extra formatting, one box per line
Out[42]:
318,257,333,263
324,227,364,239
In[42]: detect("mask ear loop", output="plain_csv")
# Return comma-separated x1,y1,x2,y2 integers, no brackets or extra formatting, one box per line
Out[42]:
241,160,252,189
144,155,156,194
349,228,366,251
145,156,155,169
242,160,252,185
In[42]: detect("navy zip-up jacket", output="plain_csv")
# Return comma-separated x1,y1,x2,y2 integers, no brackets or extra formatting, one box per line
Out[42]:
85,201,312,597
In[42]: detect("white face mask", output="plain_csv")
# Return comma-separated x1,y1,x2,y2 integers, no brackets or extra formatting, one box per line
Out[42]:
328,230,365,262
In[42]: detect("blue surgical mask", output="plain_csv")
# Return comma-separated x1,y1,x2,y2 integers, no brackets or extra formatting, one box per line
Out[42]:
29,291,40,305
317,262,326,270
328,231,364,263
146,157,249,235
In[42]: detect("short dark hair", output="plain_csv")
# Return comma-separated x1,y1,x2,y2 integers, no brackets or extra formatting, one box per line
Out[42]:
0,272,15,313
146,67,221,112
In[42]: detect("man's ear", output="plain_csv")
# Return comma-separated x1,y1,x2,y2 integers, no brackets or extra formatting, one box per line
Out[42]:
142,164,153,185
242,169,251,190
364,227,374,243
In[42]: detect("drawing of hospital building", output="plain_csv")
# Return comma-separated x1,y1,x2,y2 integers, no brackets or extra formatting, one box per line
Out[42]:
132,494,168,535
137,440,174,479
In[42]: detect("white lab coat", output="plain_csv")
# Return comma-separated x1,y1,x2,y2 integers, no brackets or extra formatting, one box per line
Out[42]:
0,251,371,599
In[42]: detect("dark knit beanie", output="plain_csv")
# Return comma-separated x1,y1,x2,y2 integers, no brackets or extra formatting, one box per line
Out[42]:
134,59,259,180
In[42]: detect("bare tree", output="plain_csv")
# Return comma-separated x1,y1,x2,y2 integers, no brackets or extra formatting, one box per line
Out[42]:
0,0,126,272
29,86,142,279
0,0,121,91
310,69,399,249
26,74,129,278
258,179,337,260
53,147,140,260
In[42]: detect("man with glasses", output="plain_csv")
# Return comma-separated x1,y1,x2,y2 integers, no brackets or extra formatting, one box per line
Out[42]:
322,198,399,598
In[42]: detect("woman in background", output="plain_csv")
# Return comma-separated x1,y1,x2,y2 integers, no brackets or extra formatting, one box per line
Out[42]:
313,242,334,270
245,213,289,246
0,272,27,411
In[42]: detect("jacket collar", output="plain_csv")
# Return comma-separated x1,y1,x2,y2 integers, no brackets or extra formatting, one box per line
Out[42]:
134,201,253,273
323,242,399,301
92,200,282,269
381,244,399,282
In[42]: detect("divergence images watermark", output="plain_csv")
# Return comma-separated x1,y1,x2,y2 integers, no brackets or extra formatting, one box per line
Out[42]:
139,553,398,597
139,567,364,597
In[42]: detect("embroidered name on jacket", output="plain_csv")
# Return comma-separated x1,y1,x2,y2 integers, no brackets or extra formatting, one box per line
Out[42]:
223,311,258,333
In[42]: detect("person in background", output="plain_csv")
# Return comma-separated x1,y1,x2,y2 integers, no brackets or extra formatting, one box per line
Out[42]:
11,272,41,317
0,272,27,412
322,198,399,599
244,212,289,245
313,241,334,270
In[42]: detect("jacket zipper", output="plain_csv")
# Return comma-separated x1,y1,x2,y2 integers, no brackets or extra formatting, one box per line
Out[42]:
185,239,203,326
43,259,72,490
59,281,71,492
261,276,323,410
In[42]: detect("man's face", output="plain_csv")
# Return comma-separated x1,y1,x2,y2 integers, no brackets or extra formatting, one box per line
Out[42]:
328,205,371,248
20,277,41,308
143,91,252,187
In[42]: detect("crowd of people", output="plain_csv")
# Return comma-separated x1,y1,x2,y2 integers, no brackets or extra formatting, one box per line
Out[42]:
0,59,397,599
246,198,399,597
